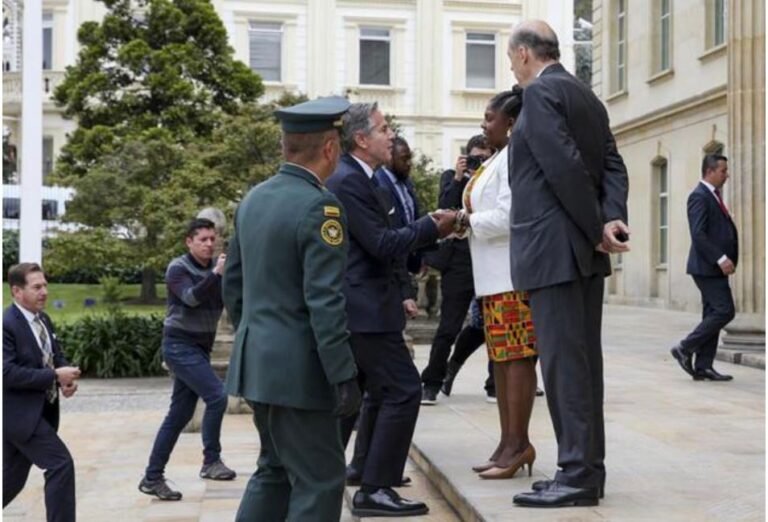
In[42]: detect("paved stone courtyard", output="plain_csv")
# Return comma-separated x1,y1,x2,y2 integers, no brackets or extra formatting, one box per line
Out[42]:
2,305,764,521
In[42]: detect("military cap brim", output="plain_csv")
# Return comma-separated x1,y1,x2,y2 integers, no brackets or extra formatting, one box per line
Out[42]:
275,96,351,133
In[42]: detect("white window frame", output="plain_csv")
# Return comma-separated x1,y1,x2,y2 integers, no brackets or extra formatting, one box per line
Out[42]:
359,26,391,86
656,160,669,266
614,0,627,93
465,32,496,90
659,0,671,72
248,21,283,83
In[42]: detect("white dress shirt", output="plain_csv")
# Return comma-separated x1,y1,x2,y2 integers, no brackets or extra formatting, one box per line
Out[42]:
350,154,375,179
14,302,50,352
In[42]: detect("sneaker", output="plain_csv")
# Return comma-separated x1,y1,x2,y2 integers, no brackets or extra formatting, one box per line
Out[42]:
485,389,497,404
200,460,236,481
421,387,438,405
138,476,182,501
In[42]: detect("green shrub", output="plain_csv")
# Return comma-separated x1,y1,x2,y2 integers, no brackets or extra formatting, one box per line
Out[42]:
99,276,123,307
57,311,165,378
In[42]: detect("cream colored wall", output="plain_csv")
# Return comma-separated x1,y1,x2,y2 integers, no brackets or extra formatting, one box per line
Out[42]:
607,104,728,311
594,0,734,311
598,0,727,127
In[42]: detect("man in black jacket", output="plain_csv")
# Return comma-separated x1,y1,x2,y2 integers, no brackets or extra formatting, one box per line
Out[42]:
420,135,495,404
670,154,737,381
507,21,629,508
3,263,81,522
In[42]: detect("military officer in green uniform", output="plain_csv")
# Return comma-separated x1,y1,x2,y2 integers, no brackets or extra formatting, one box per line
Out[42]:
223,96,361,522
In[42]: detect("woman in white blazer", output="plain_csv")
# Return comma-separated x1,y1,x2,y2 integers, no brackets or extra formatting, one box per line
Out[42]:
456,87,538,479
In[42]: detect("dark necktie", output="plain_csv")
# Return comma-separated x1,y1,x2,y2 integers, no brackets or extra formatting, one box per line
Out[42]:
397,182,414,224
33,315,57,403
714,188,730,216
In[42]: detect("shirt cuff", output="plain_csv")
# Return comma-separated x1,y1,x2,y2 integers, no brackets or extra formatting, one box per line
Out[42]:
717,255,729,265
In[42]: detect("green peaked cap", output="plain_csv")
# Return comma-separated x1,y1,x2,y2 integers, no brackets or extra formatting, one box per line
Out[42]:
275,96,351,133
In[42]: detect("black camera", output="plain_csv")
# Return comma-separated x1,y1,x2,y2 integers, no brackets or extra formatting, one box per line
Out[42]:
465,155,485,172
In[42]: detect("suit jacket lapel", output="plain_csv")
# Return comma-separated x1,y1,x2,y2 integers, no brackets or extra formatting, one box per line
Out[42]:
377,172,405,222
13,305,45,367
343,155,391,221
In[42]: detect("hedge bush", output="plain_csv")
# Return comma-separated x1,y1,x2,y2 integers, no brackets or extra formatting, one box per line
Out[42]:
57,312,165,378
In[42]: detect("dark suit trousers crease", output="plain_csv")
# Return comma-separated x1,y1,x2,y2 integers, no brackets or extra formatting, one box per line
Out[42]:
342,332,421,487
3,405,75,522
421,271,476,389
528,275,605,489
681,276,735,371
236,402,345,522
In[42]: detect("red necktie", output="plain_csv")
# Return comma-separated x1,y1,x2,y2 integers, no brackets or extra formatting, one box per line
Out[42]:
714,188,729,216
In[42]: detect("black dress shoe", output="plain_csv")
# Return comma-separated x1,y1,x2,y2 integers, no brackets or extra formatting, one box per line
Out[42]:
352,487,429,517
670,345,695,377
513,482,599,508
421,386,438,405
346,469,411,487
695,368,734,381
441,361,462,396
532,479,604,499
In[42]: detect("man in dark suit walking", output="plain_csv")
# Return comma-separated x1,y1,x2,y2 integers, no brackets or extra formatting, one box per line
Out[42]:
326,102,455,517
3,263,81,521
670,154,737,381
505,21,629,508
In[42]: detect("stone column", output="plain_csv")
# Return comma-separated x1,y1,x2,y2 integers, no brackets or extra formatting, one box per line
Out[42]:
721,0,765,361
20,0,43,264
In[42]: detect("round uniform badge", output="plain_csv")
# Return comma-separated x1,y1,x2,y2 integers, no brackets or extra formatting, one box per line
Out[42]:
321,219,343,246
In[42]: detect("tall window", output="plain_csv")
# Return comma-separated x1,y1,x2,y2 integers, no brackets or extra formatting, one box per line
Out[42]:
466,32,495,89
42,199,58,220
655,160,669,265
659,0,671,71
359,28,390,86
713,0,726,47
613,0,627,92
43,136,53,182
42,11,53,70
248,22,282,82
3,197,19,219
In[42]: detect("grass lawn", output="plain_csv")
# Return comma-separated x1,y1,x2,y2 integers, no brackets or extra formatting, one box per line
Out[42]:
3,283,167,324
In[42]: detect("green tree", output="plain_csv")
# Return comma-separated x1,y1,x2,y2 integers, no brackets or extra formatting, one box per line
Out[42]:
53,0,264,302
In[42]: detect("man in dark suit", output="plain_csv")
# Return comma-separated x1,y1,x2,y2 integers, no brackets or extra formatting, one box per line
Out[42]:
3,262,81,522
670,154,737,381
326,102,455,517
506,21,629,508
223,97,361,521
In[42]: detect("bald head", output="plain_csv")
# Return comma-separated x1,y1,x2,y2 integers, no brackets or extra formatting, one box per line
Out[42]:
510,20,560,61
507,19,560,86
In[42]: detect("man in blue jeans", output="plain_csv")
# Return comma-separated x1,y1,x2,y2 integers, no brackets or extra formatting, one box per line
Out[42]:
139,218,236,501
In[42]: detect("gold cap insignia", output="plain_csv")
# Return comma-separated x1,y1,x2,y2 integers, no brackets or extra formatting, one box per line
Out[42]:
321,219,344,246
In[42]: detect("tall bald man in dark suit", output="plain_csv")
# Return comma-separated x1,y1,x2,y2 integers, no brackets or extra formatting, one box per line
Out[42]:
506,21,629,508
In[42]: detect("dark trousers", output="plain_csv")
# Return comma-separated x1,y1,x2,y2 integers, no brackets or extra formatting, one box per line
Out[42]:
3,404,76,522
448,324,495,393
236,402,345,522
528,275,605,489
420,273,476,389
145,340,228,480
681,276,736,371
340,332,421,487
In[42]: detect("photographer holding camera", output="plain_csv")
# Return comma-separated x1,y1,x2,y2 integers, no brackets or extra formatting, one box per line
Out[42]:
420,135,496,404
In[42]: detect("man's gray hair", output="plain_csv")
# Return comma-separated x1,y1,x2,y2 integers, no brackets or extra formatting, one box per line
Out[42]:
509,28,560,61
341,102,378,153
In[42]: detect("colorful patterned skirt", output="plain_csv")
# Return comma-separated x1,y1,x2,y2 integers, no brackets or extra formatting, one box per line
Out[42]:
481,291,537,362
